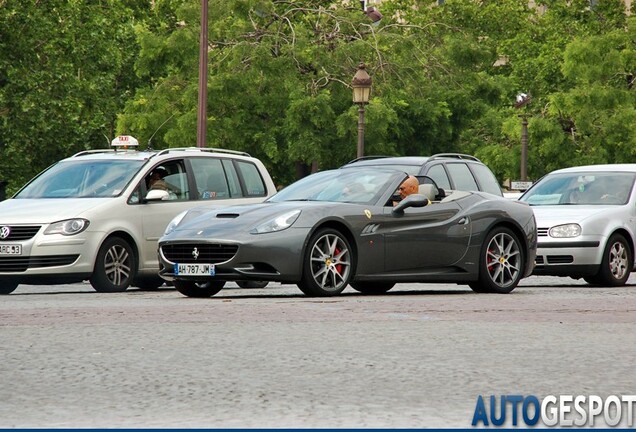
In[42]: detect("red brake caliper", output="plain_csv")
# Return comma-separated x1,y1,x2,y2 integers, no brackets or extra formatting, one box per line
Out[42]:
487,248,496,270
335,247,343,274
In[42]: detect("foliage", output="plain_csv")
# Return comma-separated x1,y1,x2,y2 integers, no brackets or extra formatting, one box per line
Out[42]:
2,0,636,194
0,0,152,195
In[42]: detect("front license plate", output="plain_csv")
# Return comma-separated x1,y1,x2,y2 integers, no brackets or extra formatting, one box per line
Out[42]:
175,263,215,276
0,244,22,255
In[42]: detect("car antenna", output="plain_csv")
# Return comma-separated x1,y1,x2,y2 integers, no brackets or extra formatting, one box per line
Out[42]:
147,113,176,151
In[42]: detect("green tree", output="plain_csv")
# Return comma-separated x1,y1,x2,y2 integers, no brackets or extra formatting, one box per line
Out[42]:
0,0,152,194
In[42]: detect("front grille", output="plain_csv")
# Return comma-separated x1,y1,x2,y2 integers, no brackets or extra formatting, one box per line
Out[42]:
162,244,238,264
0,255,79,272
535,256,544,265
0,225,41,241
538,228,549,237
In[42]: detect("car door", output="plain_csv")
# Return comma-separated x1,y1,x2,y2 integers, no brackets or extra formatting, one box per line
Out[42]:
380,200,472,272
139,159,195,270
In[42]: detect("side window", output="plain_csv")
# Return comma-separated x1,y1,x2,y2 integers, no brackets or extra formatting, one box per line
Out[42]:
425,164,451,190
470,163,503,196
445,162,479,192
146,160,188,201
236,161,266,197
189,157,230,200
222,159,244,198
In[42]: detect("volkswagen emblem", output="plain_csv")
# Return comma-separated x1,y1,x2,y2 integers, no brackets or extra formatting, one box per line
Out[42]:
0,226,10,240
192,247,199,260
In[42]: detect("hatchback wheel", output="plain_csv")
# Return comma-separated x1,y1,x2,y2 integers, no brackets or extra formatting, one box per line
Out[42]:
174,280,225,297
0,282,18,295
297,228,353,297
90,237,136,293
593,233,632,286
470,227,524,294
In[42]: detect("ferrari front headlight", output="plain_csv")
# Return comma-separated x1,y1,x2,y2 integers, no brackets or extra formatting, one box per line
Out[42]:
164,210,188,235
251,210,301,234
549,223,581,238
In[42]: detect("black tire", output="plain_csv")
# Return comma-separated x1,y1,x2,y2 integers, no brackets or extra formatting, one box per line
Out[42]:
174,280,225,297
297,228,353,297
583,275,601,286
593,233,632,286
89,237,136,293
350,282,395,294
134,275,165,290
236,281,269,289
469,226,524,294
0,282,18,295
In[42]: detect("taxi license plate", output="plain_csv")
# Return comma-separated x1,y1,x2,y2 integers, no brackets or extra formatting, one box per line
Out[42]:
0,244,21,255
175,263,215,276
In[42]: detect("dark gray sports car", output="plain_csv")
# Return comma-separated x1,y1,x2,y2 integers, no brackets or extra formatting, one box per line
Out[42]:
158,168,537,297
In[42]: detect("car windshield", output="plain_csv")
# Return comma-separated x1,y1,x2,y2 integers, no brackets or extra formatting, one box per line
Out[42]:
269,169,399,204
521,172,635,206
15,159,145,199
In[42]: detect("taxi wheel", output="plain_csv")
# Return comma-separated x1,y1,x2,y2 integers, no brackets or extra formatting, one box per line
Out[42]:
174,280,225,297
0,282,18,294
90,237,136,293
134,275,165,290
350,282,395,294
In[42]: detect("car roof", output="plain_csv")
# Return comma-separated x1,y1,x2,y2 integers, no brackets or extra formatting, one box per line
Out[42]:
63,147,257,163
551,164,636,173
344,153,483,167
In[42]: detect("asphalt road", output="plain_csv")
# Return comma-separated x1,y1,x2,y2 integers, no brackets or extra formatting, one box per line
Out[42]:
1,276,635,428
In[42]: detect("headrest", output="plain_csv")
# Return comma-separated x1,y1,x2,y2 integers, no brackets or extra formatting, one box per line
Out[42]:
418,184,437,201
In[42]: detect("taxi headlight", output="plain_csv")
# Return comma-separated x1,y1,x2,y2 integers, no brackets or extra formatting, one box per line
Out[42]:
251,210,301,234
549,223,581,238
44,219,90,236
164,211,188,235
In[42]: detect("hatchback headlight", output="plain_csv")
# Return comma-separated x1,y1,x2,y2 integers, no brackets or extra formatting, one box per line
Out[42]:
549,223,581,238
44,219,90,236
164,210,188,235
251,210,301,234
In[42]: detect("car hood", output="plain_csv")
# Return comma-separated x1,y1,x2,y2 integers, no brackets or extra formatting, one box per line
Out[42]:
0,198,113,224
531,205,611,226
169,201,343,237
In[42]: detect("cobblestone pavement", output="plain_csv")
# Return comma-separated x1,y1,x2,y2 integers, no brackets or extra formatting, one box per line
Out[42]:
1,276,635,428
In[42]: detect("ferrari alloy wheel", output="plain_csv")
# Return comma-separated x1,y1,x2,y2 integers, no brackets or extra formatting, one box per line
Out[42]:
350,282,395,294
470,227,524,294
593,233,632,287
174,280,225,297
90,237,136,293
0,282,18,295
298,228,353,297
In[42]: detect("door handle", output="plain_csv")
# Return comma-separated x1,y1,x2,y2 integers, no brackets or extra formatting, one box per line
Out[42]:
458,217,469,225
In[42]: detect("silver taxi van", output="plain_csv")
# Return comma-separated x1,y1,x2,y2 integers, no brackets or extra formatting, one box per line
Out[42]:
0,136,276,294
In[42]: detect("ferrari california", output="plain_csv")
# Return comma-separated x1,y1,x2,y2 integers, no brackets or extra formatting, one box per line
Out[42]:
158,168,537,297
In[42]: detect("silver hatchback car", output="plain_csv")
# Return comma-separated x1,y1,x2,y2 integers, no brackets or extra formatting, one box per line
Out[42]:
520,164,636,286
0,137,276,294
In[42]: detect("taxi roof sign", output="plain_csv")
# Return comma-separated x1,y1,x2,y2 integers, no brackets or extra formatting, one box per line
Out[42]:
111,135,139,148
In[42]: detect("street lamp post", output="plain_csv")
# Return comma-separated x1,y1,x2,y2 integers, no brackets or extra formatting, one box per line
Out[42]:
519,114,528,182
352,63,372,159
514,93,531,182
196,0,208,148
